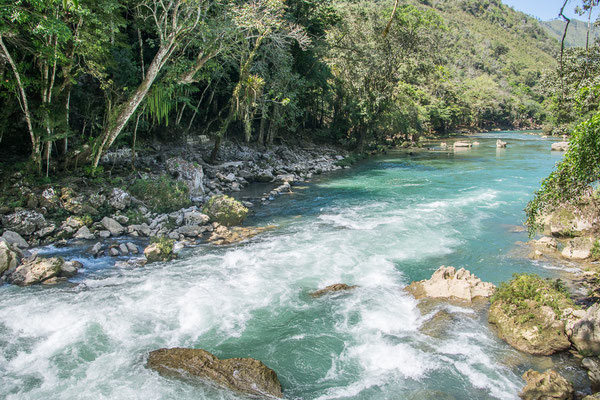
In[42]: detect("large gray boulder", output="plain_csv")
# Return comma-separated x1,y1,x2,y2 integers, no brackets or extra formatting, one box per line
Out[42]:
183,210,209,226
407,266,495,302
166,158,204,197
1,210,48,236
1,231,29,249
147,348,283,398
101,217,125,236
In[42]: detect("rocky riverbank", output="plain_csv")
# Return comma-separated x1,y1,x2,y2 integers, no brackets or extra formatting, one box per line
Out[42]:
0,140,350,285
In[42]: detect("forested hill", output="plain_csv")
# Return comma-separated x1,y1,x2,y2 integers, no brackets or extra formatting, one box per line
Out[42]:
542,18,600,48
0,0,561,175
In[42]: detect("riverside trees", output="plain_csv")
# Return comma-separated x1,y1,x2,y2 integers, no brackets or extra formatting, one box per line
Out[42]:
0,0,570,175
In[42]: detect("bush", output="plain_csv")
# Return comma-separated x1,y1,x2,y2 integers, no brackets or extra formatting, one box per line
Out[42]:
491,274,575,318
130,175,191,213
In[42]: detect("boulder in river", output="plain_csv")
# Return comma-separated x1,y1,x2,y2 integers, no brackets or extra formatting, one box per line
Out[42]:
453,141,472,148
147,347,283,398
551,142,569,152
566,303,600,356
5,256,80,286
310,283,358,298
488,274,572,355
202,195,248,227
144,239,175,263
519,369,574,400
101,217,126,236
497,139,507,148
208,225,275,246
407,266,495,302
1,230,29,249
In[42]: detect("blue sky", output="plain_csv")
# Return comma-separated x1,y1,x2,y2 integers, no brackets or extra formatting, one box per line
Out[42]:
502,0,600,21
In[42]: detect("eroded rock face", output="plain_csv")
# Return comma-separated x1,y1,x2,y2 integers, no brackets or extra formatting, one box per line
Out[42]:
566,303,600,356
166,158,204,197
489,300,570,356
202,195,249,227
582,357,600,391
407,266,495,302
147,348,283,398
1,210,48,236
561,237,595,260
519,369,574,400
310,283,358,298
541,206,595,238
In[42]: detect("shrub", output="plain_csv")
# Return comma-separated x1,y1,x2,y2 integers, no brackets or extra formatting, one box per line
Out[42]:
130,175,191,213
491,274,575,318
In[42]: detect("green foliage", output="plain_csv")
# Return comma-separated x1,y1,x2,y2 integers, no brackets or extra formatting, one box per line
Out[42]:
125,209,147,225
591,239,600,261
149,236,175,260
130,176,191,213
525,112,600,235
491,274,575,318
335,153,367,167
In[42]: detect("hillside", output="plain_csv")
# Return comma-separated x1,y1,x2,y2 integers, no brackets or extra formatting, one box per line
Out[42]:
542,18,600,48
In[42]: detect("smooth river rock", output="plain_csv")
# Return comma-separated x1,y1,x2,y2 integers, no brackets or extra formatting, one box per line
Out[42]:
407,266,495,302
519,369,574,400
147,348,283,398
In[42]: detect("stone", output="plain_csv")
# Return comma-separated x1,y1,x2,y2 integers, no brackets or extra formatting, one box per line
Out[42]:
129,223,151,237
147,348,282,399
176,225,202,237
101,217,125,236
582,357,600,391
407,266,495,302
582,395,600,400
126,242,138,254
561,237,595,260
40,187,60,209
108,188,131,210
60,189,98,215
551,142,569,152
202,195,249,227
144,241,174,263
497,139,507,148
453,141,472,148
63,216,83,229
119,243,129,255
89,242,102,255
489,300,571,356
74,226,95,240
310,283,358,298
256,170,274,182
115,258,147,268
6,256,64,286
566,303,600,356
1,231,29,249
98,230,111,239
183,211,209,226
519,369,574,400
1,210,47,236
109,248,120,257
60,260,82,278
275,174,295,183
166,157,204,197
208,225,275,246
534,236,558,250
0,241,19,278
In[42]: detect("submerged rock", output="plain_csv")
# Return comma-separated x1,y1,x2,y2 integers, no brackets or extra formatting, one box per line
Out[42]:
208,225,275,246
519,369,574,400
202,195,249,227
497,139,507,148
144,239,175,263
310,283,358,298
407,266,495,302
147,347,283,398
453,141,472,148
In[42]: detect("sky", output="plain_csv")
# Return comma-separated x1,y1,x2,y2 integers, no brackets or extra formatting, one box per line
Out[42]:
502,0,600,21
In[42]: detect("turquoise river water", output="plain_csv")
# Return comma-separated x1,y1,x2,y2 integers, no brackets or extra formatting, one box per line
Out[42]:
0,132,586,399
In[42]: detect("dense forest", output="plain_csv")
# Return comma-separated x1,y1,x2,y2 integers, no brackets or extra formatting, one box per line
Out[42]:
0,0,596,177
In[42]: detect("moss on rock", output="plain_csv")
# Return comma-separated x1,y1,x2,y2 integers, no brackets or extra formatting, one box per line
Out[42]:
202,195,248,227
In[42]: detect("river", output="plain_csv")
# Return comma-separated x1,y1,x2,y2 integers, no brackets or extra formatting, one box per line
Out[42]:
0,132,585,399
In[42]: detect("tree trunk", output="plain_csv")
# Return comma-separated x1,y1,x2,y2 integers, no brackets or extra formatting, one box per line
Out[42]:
0,35,41,173
209,134,222,164
258,103,267,146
